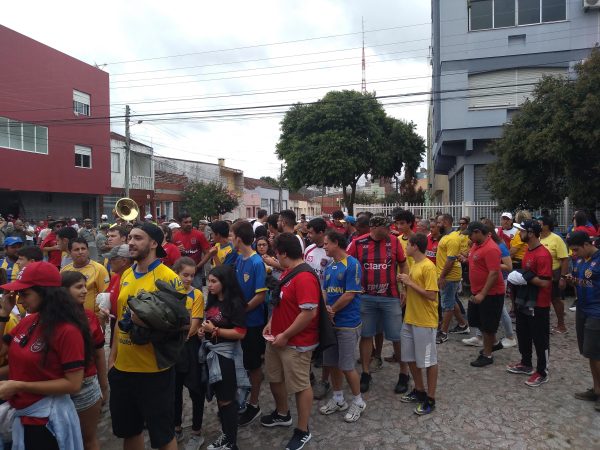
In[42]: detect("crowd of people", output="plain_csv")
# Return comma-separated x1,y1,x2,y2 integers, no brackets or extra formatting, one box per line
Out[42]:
0,206,597,450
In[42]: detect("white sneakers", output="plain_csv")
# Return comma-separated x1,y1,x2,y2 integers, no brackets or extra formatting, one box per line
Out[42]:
462,336,483,346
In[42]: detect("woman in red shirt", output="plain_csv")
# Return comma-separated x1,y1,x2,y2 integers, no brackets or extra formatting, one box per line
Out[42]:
0,261,93,449
160,223,182,267
62,271,108,450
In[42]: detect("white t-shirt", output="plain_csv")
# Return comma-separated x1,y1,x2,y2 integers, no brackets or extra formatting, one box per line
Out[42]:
498,225,518,240
252,220,266,232
304,243,332,288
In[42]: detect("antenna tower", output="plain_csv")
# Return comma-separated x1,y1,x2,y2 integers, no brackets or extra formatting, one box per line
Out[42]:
361,17,367,94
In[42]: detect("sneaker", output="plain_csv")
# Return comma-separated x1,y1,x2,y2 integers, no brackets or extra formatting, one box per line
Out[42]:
285,428,312,450
312,380,331,400
501,337,517,348
344,401,366,422
470,354,493,367
506,362,535,375
436,331,448,344
370,355,384,372
525,372,549,387
479,341,503,354
394,373,410,394
207,433,228,450
569,303,577,312
360,372,372,393
175,428,185,443
238,403,261,427
414,399,435,416
552,326,568,334
260,409,293,427
449,324,470,334
319,398,348,415
400,389,419,403
462,336,483,346
185,434,205,450
574,388,599,401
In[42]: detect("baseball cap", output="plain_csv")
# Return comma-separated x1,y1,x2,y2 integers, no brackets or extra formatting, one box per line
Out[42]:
103,244,131,259
344,215,357,225
463,221,488,235
501,212,513,220
70,218,77,222
134,223,167,258
4,236,24,247
168,222,181,230
0,261,61,291
144,214,153,220
369,216,390,228
514,219,542,234
100,214,108,220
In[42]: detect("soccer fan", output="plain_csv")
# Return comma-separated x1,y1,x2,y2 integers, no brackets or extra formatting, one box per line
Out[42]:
396,210,416,269
173,214,211,287
509,211,532,269
278,210,305,252
348,215,370,244
108,223,184,450
426,219,441,264
159,223,181,268
344,216,357,238
253,209,268,232
56,226,79,269
40,219,67,269
231,221,268,427
199,220,237,268
506,220,552,387
567,231,600,409
266,214,280,246
497,212,518,249
16,245,43,268
260,233,319,450
70,218,80,231
320,230,366,422
61,237,110,313
328,210,347,235
573,210,598,237
347,216,410,394
416,219,430,235
79,218,98,261
397,233,439,415
436,214,469,343
0,236,23,281
103,226,128,272
100,244,132,345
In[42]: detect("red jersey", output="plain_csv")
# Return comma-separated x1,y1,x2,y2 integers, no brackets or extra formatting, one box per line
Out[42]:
84,309,105,377
522,244,553,307
426,234,440,265
271,271,320,348
574,225,598,238
40,232,61,267
161,242,181,267
347,234,406,298
106,273,121,316
468,237,505,296
7,313,85,409
172,229,210,264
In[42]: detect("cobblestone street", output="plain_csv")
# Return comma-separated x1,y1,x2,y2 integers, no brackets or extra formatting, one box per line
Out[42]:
99,300,600,449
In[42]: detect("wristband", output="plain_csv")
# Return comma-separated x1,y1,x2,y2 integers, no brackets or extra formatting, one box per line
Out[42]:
0,316,9,323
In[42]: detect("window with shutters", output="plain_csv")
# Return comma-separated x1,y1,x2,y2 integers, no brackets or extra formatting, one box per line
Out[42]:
474,165,493,201
469,0,566,31
111,152,120,173
0,116,48,154
75,145,92,168
468,67,566,109
73,90,90,116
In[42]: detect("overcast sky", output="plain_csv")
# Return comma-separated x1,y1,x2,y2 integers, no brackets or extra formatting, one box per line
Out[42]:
3,0,431,179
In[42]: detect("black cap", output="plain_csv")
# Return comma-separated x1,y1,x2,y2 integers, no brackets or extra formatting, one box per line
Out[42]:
134,223,167,258
514,219,542,235
463,221,488,235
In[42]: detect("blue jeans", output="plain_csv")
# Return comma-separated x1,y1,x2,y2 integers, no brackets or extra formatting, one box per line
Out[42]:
360,295,403,342
440,281,461,312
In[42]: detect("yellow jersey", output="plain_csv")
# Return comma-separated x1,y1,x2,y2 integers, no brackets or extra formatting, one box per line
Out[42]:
436,232,462,281
510,232,528,261
212,242,237,267
540,232,568,271
114,260,184,373
404,258,439,328
0,259,19,281
0,313,20,366
61,260,110,311
397,235,414,270
454,231,470,256
186,288,205,320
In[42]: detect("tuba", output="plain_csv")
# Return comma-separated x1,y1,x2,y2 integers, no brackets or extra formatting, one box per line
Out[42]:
114,198,140,222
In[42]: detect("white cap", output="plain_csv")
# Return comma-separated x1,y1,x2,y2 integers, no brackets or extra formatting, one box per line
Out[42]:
501,212,513,220
101,214,108,220
144,214,153,219
168,222,181,230
70,218,77,222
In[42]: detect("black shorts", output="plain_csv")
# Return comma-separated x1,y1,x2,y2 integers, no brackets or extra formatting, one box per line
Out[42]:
212,354,238,402
551,269,562,299
109,367,175,448
242,326,266,371
467,294,504,334
576,311,600,360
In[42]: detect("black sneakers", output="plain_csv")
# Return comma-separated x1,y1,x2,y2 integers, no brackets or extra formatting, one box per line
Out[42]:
238,403,261,427
285,428,312,450
470,354,493,367
394,373,411,394
260,409,293,427
360,372,372,393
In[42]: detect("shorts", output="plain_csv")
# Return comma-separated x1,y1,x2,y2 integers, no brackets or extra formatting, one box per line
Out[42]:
400,324,438,368
360,295,403,342
71,375,102,412
212,354,238,402
551,269,562,299
440,281,460,312
109,367,175,449
576,311,600,360
265,344,312,394
467,294,504,334
323,326,361,371
242,326,266,371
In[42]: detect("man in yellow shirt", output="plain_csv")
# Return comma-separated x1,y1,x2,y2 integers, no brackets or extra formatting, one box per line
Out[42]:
436,214,469,343
197,220,238,268
61,237,110,312
398,233,439,416
396,210,416,270
539,216,570,334
108,223,184,450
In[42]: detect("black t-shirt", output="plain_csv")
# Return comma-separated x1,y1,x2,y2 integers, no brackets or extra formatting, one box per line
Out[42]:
205,298,246,342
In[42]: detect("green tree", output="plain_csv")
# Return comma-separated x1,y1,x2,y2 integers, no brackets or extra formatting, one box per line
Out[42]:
276,90,425,214
488,48,600,210
351,191,380,205
182,181,239,221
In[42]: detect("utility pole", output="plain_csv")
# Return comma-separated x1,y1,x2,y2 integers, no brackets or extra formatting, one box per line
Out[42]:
361,17,367,94
124,105,131,198
278,164,283,212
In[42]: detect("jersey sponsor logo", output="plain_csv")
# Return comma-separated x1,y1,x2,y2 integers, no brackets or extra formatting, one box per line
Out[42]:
30,339,45,353
364,262,389,270
366,283,390,294
326,286,345,294
243,273,250,282
585,269,593,279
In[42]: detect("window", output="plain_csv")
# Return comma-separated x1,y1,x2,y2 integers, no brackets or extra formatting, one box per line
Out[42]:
111,152,120,172
73,90,90,116
261,198,269,208
0,116,48,154
75,145,92,168
469,0,566,31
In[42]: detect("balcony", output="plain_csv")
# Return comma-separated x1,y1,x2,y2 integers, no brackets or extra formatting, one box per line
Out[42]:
130,175,153,191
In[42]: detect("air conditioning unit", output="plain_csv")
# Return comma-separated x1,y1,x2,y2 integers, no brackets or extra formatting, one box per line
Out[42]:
584,0,600,9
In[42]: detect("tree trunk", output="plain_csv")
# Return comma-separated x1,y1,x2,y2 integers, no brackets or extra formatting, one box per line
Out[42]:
348,180,358,215
342,186,348,211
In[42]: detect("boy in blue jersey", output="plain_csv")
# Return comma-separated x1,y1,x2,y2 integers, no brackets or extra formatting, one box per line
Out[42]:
319,230,366,423
198,220,238,268
567,231,600,411
0,237,23,281
231,221,268,427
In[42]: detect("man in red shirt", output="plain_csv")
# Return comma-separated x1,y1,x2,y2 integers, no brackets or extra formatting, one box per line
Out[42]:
426,219,441,265
39,219,66,269
464,222,506,368
506,220,552,387
261,233,319,450
328,210,348,236
172,214,210,287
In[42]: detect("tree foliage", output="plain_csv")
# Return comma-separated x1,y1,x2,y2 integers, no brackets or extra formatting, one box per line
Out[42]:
351,191,380,205
276,90,425,214
182,181,239,221
488,47,600,210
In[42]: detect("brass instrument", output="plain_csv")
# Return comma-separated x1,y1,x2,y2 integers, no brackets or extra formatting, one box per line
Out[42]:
114,198,140,221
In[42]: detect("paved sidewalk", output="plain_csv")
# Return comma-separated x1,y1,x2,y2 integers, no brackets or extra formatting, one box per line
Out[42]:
99,301,600,449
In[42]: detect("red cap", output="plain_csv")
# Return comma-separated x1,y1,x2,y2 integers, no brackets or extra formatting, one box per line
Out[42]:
0,261,61,291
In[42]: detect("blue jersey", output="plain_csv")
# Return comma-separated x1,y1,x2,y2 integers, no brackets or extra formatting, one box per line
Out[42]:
323,256,362,328
235,252,267,327
572,250,600,318
0,258,19,282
